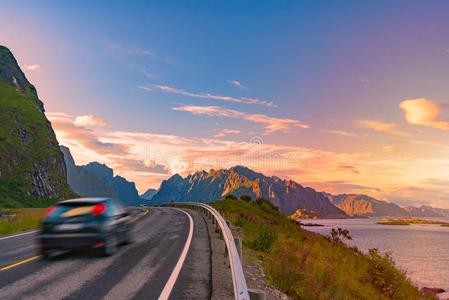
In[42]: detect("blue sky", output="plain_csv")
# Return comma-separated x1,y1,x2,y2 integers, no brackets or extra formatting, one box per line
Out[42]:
1,1,449,207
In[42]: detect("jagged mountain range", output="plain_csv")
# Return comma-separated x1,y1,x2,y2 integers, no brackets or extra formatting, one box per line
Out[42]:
0,45,72,207
150,166,347,217
148,166,449,218
61,146,144,206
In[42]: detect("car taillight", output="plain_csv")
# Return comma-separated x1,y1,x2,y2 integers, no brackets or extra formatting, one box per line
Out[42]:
45,206,56,217
92,203,106,216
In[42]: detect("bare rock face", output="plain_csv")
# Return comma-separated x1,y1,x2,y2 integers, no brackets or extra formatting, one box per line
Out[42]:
60,146,117,199
151,166,347,218
30,157,67,198
0,45,72,207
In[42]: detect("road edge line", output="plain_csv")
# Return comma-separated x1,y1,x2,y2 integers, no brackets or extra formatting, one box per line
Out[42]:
157,208,194,300
0,230,39,241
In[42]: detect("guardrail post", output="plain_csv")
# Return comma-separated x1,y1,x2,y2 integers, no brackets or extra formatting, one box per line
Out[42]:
248,289,266,300
234,237,242,261
226,220,231,228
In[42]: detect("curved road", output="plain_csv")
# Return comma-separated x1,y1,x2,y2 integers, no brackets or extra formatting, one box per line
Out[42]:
0,207,211,300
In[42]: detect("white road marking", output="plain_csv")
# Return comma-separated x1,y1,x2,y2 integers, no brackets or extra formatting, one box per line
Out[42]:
0,230,38,241
157,208,194,300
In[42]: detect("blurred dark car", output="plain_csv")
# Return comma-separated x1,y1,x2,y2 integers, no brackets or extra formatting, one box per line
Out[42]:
38,197,134,257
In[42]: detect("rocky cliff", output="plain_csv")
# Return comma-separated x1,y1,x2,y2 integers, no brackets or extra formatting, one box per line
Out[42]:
0,45,71,207
151,166,347,217
330,194,408,217
60,146,117,198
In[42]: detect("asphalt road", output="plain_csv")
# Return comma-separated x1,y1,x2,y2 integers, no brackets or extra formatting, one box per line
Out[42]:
0,207,211,300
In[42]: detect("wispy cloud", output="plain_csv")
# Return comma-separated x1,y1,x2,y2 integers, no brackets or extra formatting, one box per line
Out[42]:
213,128,241,138
24,64,41,71
328,130,358,137
228,80,249,90
172,105,308,134
356,119,407,136
359,77,371,84
400,98,449,130
153,84,276,107
137,85,153,92
103,38,173,65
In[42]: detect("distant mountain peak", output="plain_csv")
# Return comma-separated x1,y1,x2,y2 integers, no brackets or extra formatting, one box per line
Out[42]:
330,194,408,217
141,188,157,201
0,46,41,107
151,166,347,218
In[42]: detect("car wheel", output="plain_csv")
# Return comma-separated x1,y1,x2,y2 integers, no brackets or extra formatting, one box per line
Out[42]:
40,248,52,259
102,235,118,256
123,229,134,245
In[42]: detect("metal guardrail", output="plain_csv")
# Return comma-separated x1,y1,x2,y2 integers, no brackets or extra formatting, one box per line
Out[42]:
165,202,250,300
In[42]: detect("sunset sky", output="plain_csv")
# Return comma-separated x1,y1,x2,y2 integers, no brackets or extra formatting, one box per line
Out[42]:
1,1,449,207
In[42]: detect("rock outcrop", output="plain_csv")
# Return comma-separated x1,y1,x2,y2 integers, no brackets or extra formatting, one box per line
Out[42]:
151,166,347,217
60,146,117,198
0,45,72,207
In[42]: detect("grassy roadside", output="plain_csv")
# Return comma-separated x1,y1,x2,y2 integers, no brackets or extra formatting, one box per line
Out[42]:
0,208,46,236
214,198,435,300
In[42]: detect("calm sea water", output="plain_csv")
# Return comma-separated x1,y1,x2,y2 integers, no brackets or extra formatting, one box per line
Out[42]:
305,218,449,298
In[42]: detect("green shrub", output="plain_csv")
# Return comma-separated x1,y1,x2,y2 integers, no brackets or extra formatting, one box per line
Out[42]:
255,197,279,212
367,248,421,299
234,218,247,227
224,194,238,201
250,224,277,252
240,195,252,202
329,227,352,244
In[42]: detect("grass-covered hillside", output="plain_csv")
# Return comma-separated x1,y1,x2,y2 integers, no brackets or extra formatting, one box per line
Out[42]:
0,46,72,207
214,198,435,300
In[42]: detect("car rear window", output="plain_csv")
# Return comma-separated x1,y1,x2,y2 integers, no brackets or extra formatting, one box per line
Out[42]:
50,203,102,218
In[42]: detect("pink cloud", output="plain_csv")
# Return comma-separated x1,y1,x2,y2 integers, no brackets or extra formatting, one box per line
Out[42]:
213,128,241,138
356,119,407,136
74,115,108,127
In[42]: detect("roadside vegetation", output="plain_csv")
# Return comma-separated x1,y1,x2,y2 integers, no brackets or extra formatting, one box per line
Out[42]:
378,218,449,226
214,197,435,300
0,208,45,236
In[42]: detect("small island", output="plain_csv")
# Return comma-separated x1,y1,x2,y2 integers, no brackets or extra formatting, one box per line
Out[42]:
378,217,449,226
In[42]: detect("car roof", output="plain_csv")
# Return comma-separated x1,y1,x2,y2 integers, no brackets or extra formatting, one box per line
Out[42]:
58,197,112,204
